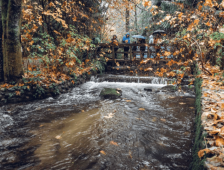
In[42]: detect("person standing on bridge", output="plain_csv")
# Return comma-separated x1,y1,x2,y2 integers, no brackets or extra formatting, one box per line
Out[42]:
111,35,119,59
139,38,146,60
122,33,130,60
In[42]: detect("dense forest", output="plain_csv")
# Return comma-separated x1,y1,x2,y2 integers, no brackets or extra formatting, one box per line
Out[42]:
1,0,224,169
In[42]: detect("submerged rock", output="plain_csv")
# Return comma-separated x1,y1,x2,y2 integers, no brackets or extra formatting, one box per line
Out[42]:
144,88,152,92
100,88,122,99
160,85,177,92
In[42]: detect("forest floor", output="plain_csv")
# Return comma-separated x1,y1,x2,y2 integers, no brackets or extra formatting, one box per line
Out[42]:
197,64,224,169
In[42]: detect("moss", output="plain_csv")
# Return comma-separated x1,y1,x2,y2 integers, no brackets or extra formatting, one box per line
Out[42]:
100,88,120,96
100,88,121,99
190,63,207,170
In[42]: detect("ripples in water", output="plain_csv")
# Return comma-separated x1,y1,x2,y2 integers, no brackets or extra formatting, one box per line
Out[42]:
0,80,195,170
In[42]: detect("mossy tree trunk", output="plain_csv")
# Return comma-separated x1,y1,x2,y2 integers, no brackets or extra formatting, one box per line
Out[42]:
1,0,23,82
0,3,3,82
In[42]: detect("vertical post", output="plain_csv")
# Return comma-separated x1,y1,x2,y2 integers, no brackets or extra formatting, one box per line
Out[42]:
130,44,132,63
112,46,115,63
140,45,143,61
94,47,97,59
0,2,3,82
147,44,150,59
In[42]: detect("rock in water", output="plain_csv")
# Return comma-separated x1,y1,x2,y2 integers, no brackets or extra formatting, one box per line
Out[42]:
144,88,152,92
160,85,177,92
100,88,122,99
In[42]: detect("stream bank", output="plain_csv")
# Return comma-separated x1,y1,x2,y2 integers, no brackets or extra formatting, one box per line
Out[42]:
0,61,106,107
191,64,224,170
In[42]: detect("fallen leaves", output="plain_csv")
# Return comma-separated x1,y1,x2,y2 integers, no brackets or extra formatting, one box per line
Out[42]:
55,135,61,139
15,91,21,96
110,141,118,146
138,108,145,111
198,148,211,159
151,117,157,122
179,102,186,105
129,151,132,159
126,100,132,102
100,150,106,155
216,136,224,147
160,118,166,122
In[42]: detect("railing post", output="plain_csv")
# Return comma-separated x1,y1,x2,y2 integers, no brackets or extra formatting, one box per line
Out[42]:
140,45,143,61
130,44,132,64
147,44,150,59
112,46,115,63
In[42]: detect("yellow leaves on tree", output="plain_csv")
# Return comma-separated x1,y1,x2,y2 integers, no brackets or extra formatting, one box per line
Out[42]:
144,1,151,7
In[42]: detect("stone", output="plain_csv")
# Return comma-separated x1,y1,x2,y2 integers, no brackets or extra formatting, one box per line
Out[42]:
160,85,177,92
9,97,22,103
100,88,122,99
144,88,152,92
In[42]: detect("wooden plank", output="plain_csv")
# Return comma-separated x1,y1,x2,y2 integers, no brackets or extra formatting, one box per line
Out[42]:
98,43,156,47
112,46,115,65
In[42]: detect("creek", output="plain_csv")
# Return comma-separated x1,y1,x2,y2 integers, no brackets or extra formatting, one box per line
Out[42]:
0,74,195,170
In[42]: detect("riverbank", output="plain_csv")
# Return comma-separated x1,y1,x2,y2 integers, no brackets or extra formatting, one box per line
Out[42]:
191,64,224,169
0,59,106,106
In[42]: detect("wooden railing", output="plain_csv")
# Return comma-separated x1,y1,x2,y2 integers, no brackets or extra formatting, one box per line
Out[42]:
91,43,172,62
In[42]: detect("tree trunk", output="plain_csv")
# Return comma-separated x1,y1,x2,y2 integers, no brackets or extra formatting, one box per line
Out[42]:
0,2,3,82
125,0,130,32
1,0,23,82
135,4,138,34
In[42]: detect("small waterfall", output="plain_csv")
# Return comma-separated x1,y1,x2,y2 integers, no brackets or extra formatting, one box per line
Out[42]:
90,76,95,82
151,77,167,85
90,75,168,85
151,77,159,84
160,78,167,85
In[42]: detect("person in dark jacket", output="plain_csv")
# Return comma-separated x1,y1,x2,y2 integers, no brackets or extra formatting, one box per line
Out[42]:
111,35,119,59
122,33,130,60
132,41,137,58
139,38,146,59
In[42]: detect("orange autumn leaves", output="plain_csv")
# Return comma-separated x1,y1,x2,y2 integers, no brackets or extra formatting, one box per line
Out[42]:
198,68,224,161
100,141,119,156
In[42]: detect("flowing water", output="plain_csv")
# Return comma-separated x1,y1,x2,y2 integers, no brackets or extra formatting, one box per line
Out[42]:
0,75,195,170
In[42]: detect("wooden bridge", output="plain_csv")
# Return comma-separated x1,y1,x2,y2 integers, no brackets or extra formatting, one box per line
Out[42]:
89,43,176,75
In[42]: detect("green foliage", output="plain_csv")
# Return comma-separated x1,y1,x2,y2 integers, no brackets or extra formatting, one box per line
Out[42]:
190,63,206,170
33,84,45,98
161,21,171,30
210,32,224,40
161,1,178,14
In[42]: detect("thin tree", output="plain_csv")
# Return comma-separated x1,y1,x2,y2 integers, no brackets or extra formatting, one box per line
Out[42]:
0,3,3,82
125,0,130,32
1,0,23,82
